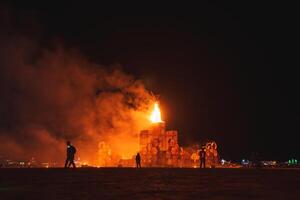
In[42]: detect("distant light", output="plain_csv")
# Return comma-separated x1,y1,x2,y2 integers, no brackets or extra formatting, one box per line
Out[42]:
221,159,225,165
241,159,249,165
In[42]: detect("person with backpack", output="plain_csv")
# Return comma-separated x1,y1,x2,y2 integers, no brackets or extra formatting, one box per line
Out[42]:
64,141,77,168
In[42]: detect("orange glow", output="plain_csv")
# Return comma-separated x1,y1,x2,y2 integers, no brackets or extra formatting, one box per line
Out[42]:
150,102,163,123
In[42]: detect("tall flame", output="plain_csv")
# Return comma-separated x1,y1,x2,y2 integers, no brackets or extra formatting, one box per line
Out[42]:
150,102,163,123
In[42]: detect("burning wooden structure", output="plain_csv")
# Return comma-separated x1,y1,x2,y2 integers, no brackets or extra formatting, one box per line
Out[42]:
139,122,180,167
139,102,220,168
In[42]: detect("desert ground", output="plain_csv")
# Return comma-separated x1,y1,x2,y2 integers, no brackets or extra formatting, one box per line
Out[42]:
0,168,299,199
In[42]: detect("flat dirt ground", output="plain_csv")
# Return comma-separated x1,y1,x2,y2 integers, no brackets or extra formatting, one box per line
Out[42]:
0,168,299,199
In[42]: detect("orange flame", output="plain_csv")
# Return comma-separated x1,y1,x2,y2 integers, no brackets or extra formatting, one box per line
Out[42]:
150,102,163,123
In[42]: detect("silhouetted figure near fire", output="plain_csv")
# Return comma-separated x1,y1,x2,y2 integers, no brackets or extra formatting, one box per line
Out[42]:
199,147,206,168
136,153,141,168
64,141,76,168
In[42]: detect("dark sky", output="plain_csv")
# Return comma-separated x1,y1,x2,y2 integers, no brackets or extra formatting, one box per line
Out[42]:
2,1,299,161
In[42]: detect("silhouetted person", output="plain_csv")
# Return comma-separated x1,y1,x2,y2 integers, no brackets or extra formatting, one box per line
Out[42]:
199,148,206,168
136,153,141,168
64,141,76,168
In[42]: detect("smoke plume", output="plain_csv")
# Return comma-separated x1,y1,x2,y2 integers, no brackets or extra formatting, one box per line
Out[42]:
0,8,154,165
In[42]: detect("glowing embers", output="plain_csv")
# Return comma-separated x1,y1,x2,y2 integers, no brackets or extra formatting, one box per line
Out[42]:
150,102,163,123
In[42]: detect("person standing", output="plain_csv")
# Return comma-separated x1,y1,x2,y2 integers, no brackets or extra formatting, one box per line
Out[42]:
136,152,141,168
64,141,76,168
199,147,206,168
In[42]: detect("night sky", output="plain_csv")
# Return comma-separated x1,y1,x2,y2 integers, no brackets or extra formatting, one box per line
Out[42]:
1,2,299,161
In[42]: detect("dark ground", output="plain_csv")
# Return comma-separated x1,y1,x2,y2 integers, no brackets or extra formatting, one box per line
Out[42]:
0,168,299,199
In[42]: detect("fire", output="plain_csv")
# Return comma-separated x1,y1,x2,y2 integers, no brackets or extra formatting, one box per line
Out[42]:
150,102,163,123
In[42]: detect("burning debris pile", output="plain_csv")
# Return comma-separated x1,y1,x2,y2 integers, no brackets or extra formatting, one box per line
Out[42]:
137,103,220,168
140,122,179,167
139,102,180,167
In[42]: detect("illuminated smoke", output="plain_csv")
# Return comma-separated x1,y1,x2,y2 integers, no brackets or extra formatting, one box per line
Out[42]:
0,10,155,164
